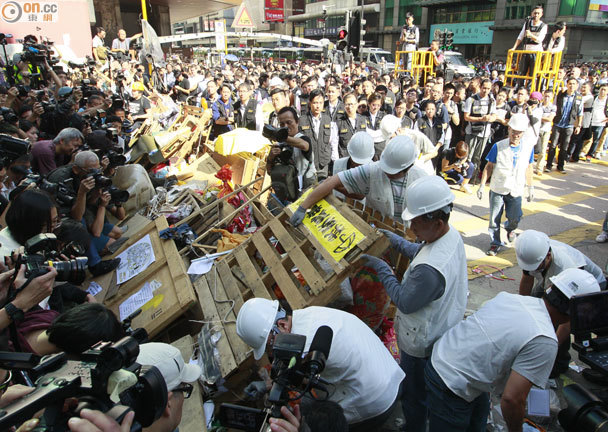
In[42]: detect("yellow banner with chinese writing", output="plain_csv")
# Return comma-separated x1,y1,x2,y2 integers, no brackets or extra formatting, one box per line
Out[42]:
289,190,365,262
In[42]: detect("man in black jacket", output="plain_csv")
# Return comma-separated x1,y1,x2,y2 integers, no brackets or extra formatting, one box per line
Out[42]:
234,82,261,131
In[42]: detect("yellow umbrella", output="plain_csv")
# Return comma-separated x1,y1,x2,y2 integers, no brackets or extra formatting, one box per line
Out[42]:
214,128,272,156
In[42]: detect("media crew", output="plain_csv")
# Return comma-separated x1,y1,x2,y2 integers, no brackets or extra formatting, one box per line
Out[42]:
235,298,404,431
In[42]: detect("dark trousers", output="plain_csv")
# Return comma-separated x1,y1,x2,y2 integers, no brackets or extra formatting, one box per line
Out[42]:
400,352,428,432
518,53,536,87
546,125,574,170
348,379,403,432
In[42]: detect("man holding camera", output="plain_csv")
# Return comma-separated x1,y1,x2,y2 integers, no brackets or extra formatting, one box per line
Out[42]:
463,79,496,182
266,107,316,203
47,151,123,276
31,127,83,175
236,298,405,431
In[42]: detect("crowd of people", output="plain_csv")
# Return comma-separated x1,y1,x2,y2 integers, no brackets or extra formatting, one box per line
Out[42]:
0,18,607,431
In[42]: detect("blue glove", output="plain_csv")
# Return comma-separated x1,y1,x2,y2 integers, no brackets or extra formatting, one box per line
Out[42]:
361,254,391,273
289,205,307,227
378,228,413,257
244,381,267,400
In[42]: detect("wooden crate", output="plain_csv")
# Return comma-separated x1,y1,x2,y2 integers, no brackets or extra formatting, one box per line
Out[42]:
103,217,197,338
191,193,388,378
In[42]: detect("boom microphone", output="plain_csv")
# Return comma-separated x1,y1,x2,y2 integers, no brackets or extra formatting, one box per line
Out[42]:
305,325,333,376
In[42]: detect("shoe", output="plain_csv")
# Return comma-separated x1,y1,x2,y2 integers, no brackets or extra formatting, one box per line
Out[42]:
107,237,130,254
543,168,552,173
597,231,608,243
486,244,501,256
507,230,516,243
558,169,567,174
586,156,592,162
119,225,129,234
459,184,472,194
89,258,121,277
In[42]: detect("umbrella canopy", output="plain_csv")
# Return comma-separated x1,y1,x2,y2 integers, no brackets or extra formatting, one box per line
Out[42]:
225,54,239,62
214,128,271,156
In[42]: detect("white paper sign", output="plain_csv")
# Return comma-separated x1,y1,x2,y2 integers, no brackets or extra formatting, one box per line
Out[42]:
527,388,550,417
86,281,103,296
119,282,154,321
116,234,156,284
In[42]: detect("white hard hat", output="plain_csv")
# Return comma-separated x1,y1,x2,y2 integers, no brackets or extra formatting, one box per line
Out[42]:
508,113,529,132
236,298,279,360
378,135,419,175
380,115,402,141
401,175,455,221
515,230,550,271
549,268,601,300
347,132,375,165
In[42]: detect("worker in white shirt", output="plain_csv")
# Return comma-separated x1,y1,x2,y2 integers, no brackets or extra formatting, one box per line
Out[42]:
425,268,600,432
546,21,567,53
332,131,375,202
236,298,405,431
512,4,547,87
361,175,468,432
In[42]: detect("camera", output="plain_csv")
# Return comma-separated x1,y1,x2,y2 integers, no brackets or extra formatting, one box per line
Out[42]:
0,134,30,166
1,107,19,124
87,169,113,189
219,326,333,431
262,124,289,142
106,186,130,206
0,330,168,431
18,233,88,285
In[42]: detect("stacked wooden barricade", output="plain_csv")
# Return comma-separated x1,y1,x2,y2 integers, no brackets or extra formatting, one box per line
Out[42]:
156,105,212,163
191,193,389,379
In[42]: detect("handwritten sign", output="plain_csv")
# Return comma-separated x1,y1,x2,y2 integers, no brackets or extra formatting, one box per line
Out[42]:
289,190,365,262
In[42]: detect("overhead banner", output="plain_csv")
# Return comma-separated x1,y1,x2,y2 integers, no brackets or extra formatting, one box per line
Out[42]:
215,20,226,53
265,0,284,22
429,21,494,45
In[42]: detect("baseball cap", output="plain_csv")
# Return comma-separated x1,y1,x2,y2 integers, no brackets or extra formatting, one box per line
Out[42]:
132,82,145,92
137,342,201,391
530,91,543,101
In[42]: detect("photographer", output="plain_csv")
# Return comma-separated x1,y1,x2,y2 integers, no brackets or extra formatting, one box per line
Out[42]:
441,141,475,193
127,82,151,128
266,107,316,203
92,27,108,64
47,151,122,276
31,127,83,175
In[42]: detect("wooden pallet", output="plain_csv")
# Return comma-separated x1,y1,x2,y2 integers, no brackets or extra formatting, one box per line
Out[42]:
192,194,388,378
103,217,197,338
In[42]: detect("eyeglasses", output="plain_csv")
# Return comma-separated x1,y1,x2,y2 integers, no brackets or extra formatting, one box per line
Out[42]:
173,383,193,399
358,105,367,110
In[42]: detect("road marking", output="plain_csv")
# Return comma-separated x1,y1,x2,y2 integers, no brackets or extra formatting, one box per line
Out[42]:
453,185,608,234
467,218,604,280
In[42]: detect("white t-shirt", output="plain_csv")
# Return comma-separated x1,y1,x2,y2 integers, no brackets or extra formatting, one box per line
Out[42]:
92,35,104,48
582,94,594,128
591,97,607,127
291,307,404,423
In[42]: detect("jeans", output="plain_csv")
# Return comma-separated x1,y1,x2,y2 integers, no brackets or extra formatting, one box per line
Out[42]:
82,218,113,267
603,211,608,233
444,162,475,185
349,379,403,432
518,53,536,87
400,351,428,432
588,125,606,157
546,125,574,170
488,191,522,246
425,362,490,432
535,129,551,171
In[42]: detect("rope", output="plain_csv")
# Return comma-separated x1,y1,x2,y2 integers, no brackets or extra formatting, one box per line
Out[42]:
471,264,515,281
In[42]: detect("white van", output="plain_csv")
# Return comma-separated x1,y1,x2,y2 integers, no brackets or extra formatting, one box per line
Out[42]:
443,52,475,80
360,47,395,73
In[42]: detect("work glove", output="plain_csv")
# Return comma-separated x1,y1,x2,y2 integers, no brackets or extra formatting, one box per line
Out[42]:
360,254,391,274
526,185,534,202
378,228,411,256
244,381,267,400
289,205,307,227
476,187,484,201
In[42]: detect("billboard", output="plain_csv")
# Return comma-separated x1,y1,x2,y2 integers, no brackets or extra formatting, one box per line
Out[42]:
265,0,284,22
429,21,494,45
589,0,608,11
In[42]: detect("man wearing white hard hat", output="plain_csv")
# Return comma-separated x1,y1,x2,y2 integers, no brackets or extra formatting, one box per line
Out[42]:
332,131,375,201
477,113,536,256
290,134,428,226
515,229,606,377
425,268,600,432
361,175,468,432
235,298,405,430
373,114,402,159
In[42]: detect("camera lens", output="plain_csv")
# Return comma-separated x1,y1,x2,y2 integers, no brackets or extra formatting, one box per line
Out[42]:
51,257,88,284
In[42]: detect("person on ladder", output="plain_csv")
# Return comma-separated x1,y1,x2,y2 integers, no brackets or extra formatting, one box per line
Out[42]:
398,13,419,74
511,4,547,89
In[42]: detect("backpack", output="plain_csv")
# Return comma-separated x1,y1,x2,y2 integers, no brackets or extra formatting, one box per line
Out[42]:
270,153,300,203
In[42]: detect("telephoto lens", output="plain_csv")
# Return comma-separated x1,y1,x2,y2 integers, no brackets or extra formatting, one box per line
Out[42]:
559,383,608,432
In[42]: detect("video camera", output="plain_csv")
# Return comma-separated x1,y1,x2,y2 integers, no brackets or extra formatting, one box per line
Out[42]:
262,124,289,143
0,329,168,432
0,134,30,167
16,233,88,286
16,173,76,208
219,326,334,431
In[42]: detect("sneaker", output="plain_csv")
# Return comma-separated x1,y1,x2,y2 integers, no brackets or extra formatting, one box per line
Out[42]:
558,169,567,174
586,156,592,162
460,184,472,194
507,230,517,243
543,168,552,173
89,258,121,277
486,244,501,256
597,231,608,243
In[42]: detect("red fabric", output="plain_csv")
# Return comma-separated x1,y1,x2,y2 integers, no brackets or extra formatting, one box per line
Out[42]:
12,308,60,354
347,264,391,332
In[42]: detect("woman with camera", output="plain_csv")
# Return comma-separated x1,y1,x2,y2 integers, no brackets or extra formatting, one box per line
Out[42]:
441,141,475,194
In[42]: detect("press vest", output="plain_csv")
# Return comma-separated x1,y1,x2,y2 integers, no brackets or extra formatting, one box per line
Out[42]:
396,226,468,358
554,91,583,127
337,114,368,158
432,292,556,402
324,100,345,122
298,112,333,169
523,21,546,49
489,139,531,197
234,98,257,130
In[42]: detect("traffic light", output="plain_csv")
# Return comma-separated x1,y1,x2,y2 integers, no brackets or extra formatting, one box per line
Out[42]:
445,31,454,50
337,27,348,51
349,11,361,57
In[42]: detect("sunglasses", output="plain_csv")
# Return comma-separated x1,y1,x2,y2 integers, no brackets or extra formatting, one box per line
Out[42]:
173,383,193,399
358,105,368,109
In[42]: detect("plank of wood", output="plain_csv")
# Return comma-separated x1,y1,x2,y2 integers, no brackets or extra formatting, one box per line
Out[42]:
232,248,272,301
192,275,237,376
172,335,207,432
251,234,308,310
205,269,251,365
268,219,325,296
216,260,245,313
